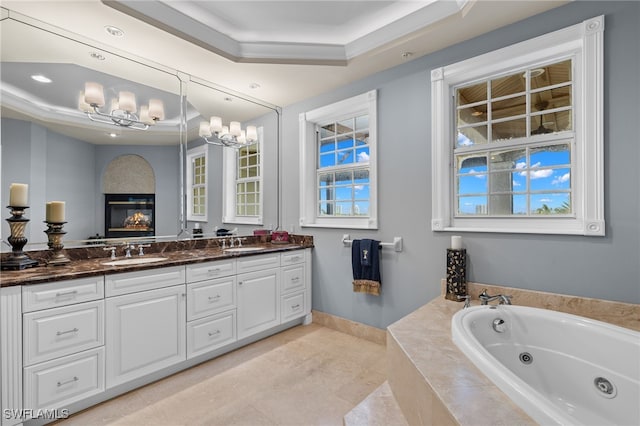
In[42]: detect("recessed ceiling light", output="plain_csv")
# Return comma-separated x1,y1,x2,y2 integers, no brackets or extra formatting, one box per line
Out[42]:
90,52,106,61
31,74,52,83
224,97,233,102
249,83,261,89
401,52,413,60
109,133,117,138
105,25,124,37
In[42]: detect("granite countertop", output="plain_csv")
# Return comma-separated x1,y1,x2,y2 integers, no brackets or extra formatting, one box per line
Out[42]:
0,235,313,288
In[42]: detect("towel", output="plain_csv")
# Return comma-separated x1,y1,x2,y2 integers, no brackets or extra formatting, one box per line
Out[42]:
352,239,381,296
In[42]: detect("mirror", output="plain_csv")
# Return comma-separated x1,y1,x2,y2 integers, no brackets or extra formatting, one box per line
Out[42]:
1,9,280,250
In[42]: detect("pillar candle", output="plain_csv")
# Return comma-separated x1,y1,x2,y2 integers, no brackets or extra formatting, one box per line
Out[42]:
9,183,29,207
451,235,463,250
46,201,65,222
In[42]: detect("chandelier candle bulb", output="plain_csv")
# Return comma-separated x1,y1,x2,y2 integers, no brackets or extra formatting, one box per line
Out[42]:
246,125,258,142
118,91,136,113
9,183,29,207
199,121,212,137
451,235,463,250
78,92,93,112
148,99,164,120
210,116,223,133
139,106,153,125
46,201,65,223
84,82,105,106
229,121,242,137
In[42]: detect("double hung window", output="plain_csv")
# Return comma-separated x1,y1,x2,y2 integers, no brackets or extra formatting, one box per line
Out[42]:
431,16,604,235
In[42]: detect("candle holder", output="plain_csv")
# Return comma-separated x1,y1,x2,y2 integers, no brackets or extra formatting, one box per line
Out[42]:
44,221,71,266
2,206,39,270
445,248,467,301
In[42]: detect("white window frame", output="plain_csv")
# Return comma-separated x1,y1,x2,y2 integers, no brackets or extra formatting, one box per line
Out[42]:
186,144,208,222
299,90,378,229
222,126,264,225
431,15,604,236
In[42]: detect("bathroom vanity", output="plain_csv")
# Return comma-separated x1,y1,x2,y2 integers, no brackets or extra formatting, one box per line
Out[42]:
0,241,312,426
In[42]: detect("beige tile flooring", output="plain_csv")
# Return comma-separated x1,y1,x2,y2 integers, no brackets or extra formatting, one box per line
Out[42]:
57,324,387,426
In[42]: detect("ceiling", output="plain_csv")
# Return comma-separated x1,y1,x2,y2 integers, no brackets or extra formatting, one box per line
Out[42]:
1,0,570,110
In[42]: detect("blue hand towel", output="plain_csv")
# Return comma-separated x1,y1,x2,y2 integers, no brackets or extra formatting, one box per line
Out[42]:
351,239,381,296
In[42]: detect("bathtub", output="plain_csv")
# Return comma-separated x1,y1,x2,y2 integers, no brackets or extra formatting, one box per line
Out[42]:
451,305,640,426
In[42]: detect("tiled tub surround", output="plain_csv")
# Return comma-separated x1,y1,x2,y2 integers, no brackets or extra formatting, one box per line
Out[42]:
0,234,313,287
384,281,640,425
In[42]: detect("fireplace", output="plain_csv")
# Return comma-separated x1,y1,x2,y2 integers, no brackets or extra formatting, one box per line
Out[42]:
105,194,155,238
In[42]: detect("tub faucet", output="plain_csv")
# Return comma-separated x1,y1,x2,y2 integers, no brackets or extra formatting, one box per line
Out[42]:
479,289,512,305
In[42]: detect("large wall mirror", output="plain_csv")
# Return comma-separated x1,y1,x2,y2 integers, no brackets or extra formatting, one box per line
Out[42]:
1,9,280,250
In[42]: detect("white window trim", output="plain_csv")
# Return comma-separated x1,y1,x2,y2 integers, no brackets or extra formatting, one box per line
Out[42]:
299,90,378,229
186,144,208,222
431,15,604,236
222,126,264,225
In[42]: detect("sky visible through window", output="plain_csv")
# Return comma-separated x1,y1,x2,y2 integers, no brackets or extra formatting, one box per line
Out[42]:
318,116,370,216
457,134,571,215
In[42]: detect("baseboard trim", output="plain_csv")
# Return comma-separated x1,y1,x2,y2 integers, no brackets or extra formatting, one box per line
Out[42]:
311,310,386,345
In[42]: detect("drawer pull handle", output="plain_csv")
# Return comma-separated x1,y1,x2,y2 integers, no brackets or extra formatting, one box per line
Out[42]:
291,304,300,310
208,330,221,337
55,290,78,298
207,268,222,274
208,295,221,302
56,327,79,336
57,376,79,387
290,256,302,262
291,277,300,283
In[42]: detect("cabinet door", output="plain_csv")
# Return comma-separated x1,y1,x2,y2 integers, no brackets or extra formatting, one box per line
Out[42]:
237,268,280,340
106,285,186,388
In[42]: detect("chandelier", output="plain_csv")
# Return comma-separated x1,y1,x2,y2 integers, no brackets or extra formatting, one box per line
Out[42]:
78,82,165,131
199,117,258,148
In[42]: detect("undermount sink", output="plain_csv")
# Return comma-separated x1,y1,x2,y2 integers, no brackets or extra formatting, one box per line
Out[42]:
102,257,167,266
224,247,264,253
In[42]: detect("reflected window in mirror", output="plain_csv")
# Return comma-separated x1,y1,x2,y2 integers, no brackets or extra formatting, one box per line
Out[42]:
223,127,264,225
187,145,208,222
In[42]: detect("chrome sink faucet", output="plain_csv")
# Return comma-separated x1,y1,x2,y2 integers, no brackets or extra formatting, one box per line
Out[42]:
123,243,135,258
479,289,512,305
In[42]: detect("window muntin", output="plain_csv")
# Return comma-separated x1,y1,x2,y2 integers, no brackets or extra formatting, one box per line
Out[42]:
187,145,208,222
235,143,261,218
454,59,574,218
191,155,206,216
316,115,370,218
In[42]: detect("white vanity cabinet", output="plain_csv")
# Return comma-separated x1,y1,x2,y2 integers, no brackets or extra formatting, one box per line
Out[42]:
186,259,237,358
236,253,281,340
280,250,310,323
20,276,106,415
105,267,186,388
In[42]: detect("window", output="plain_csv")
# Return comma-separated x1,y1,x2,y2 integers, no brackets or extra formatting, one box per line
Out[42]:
222,127,263,224
431,16,604,236
300,90,377,229
187,145,208,222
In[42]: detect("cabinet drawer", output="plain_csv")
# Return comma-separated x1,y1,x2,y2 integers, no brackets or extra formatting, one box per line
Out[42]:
24,300,104,366
281,291,306,323
187,310,236,358
105,265,185,297
187,276,236,321
236,253,280,274
186,259,236,283
281,263,305,294
281,251,306,266
23,276,104,313
24,347,105,411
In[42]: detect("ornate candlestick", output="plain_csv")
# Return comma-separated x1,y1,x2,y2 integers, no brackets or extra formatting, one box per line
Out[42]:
2,206,39,270
44,221,71,265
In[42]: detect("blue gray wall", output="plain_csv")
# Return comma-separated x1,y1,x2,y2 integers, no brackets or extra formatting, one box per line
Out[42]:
279,1,640,328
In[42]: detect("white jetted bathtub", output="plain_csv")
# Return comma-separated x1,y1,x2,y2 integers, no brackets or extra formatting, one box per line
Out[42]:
452,305,640,426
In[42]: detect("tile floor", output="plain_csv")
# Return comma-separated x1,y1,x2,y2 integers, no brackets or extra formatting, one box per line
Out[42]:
57,324,387,426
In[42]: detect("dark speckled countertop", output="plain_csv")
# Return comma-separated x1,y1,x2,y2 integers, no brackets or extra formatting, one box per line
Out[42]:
0,235,313,287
